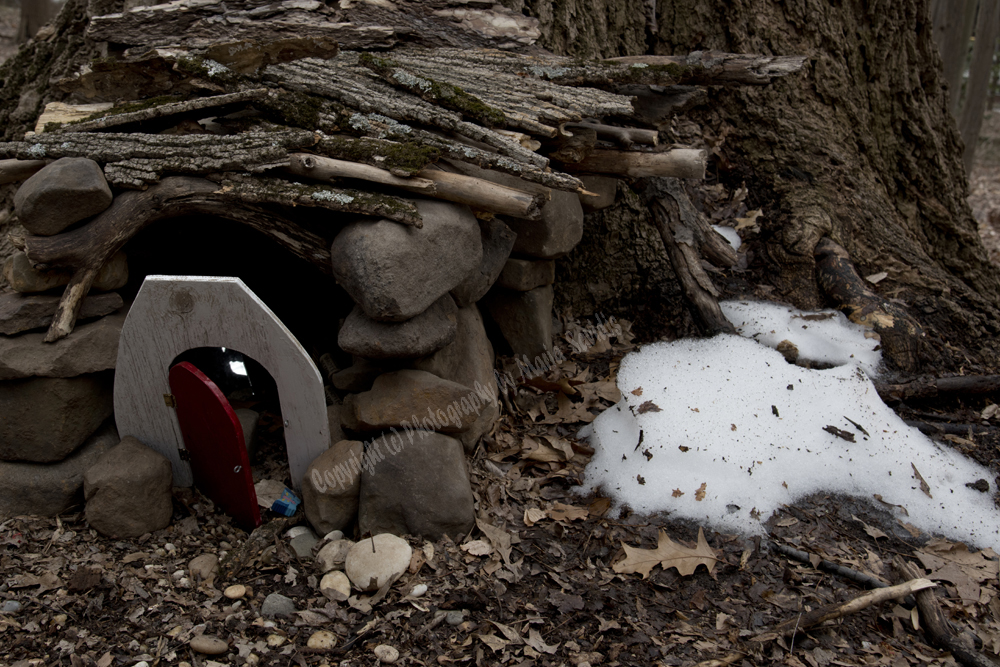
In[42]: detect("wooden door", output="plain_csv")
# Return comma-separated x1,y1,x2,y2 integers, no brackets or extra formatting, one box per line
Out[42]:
169,361,261,531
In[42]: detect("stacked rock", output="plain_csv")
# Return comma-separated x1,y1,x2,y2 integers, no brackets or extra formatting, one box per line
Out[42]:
0,158,129,519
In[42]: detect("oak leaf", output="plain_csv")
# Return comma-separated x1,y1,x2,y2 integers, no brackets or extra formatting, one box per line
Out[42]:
613,527,718,578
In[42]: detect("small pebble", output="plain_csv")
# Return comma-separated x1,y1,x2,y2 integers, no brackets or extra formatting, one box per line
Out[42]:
261,592,296,618
374,644,399,664
445,610,464,626
224,584,246,599
134,662,149,667
220,541,232,550
164,542,176,552
289,532,319,559
52,614,67,626
319,571,351,600
307,630,337,650
286,526,312,539
190,634,228,655
189,554,219,582
1,600,22,613
266,634,286,647
408,584,427,598
324,530,344,541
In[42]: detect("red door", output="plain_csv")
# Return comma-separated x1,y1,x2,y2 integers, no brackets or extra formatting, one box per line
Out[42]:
169,361,261,531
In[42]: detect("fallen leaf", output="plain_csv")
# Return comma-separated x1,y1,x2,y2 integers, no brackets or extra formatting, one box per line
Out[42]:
695,482,707,501
735,209,762,230
911,463,932,498
525,628,559,654
672,489,684,497
612,527,718,578
461,540,492,556
853,515,888,540
865,271,889,284
637,400,662,414
548,591,584,613
477,633,509,653
597,616,621,632
588,497,611,517
631,387,643,396
488,621,524,644
547,502,588,522
774,517,799,527
523,508,547,526
982,403,1000,420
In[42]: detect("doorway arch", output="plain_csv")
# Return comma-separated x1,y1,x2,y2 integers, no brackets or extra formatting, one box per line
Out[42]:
114,275,329,490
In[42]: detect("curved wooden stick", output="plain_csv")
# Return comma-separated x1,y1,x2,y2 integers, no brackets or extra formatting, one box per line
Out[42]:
26,176,332,342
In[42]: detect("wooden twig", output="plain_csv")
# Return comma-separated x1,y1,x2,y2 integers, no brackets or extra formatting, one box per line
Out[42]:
25,176,332,341
904,420,996,437
0,159,47,184
768,541,891,590
815,238,925,372
876,375,1000,402
286,153,544,218
754,578,935,642
565,148,706,179
563,121,659,148
893,556,994,667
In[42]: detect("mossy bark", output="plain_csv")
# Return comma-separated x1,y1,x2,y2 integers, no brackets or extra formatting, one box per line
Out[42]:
549,0,1000,373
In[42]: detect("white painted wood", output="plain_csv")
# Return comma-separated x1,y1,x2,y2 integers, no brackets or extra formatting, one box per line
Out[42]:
114,276,328,490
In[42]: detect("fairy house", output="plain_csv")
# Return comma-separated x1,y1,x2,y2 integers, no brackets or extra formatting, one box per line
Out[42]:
0,0,805,539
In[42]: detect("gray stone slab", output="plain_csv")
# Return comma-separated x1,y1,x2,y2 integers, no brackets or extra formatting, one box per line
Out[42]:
14,157,113,236
339,294,457,360
0,308,126,380
451,218,516,307
483,285,554,359
0,291,123,335
0,422,119,520
496,258,556,292
3,250,128,294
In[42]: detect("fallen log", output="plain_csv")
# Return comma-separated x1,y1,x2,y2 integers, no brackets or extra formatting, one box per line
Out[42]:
565,148,706,179
563,121,659,148
754,577,935,643
0,159,46,185
893,556,994,667
23,176,333,342
875,374,1000,402
814,237,925,373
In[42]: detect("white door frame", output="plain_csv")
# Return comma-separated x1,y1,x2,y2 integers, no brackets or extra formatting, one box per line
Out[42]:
114,276,328,491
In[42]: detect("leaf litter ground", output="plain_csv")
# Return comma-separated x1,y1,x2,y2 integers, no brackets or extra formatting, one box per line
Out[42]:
4,325,1000,667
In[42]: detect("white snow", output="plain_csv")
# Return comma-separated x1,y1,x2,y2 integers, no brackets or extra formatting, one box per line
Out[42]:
712,225,742,251
580,300,1000,550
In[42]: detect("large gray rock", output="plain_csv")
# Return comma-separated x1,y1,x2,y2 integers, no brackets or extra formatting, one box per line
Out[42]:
359,431,475,540
0,371,114,462
330,199,481,321
0,422,119,520
0,307,126,380
578,174,618,212
411,305,498,451
484,285,554,359
496,258,555,292
343,370,479,434
0,291,123,335
3,250,128,294
450,218,516,307
14,157,113,236
301,439,364,535
338,295,457,360
84,436,173,538
331,357,387,393
502,188,584,259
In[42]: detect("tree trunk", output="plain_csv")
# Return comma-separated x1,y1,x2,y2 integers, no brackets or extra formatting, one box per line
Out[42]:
931,0,978,118
961,0,1000,170
541,0,1000,374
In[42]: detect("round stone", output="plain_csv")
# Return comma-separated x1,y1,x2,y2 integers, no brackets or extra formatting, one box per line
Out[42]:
261,592,296,618
345,534,412,592
307,630,337,650
445,610,464,626
316,539,355,572
1,600,21,613
374,644,400,664
319,571,352,600
224,584,246,599
408,583,427,598
190,634,228,655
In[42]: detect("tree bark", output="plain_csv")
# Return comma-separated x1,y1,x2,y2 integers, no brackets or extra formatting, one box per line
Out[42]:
17,0,56,44
931,0,978,118
546,0,1000,374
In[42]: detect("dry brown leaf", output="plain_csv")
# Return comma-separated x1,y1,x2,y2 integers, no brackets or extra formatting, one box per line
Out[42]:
774,517,799,527
672,489,684,497
695,482,707,501
915,538,1000,605
637,400,662,414
853,514,888,540
735,208,762,230
523,508,547,526
478,633,509,652
547,502,588,522
631,387,643,396
612,527,718,578
588,497,612,517
525,628,560,654
911,463,932,498
461,539,492,556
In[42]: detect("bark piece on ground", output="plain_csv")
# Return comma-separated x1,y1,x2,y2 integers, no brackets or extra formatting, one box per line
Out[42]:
13,157,113,236
0,371,113,463
450,218,516,307
330,199,482,322
497,258,556,292
0,291,122,336
4,250,128,294
83,435,173,538
0,308,125,380
343,370,479,434
483,284,554,359
0,421,118,519
339,295,458,360
358,431,475,540
301,440,364,536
